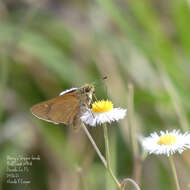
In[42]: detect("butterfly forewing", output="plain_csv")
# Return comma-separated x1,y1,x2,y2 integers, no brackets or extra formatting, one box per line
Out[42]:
30,93,79,125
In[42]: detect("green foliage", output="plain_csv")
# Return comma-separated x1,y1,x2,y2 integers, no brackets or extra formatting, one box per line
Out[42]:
0,0,190,189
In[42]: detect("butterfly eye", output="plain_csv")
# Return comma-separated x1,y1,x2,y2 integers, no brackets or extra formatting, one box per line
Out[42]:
85,87,91,93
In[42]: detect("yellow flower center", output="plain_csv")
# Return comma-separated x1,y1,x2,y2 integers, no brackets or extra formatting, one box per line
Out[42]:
92,100,113,113
158,134,177,145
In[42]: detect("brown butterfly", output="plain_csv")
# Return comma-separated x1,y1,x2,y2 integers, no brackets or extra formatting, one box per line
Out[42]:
30,84,95,130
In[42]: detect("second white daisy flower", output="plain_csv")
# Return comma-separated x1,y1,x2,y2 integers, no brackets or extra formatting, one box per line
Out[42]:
81,100,126,127
142,130,190,156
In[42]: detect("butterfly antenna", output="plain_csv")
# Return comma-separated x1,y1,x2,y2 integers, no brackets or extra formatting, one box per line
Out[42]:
92,75,108,87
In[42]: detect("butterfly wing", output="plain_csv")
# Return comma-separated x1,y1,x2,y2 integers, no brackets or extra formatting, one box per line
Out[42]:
30,93,79,125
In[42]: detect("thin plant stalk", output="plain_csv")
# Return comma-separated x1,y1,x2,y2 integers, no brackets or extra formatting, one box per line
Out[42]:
77,168,88,190
120,178,141,190
156,63,189,132
103,123,121,190
81,123,107,167
127,83,138,156
169,156,181,190
82,123,121,189
106,132,117,190
82,122,140,190
127,83,142,184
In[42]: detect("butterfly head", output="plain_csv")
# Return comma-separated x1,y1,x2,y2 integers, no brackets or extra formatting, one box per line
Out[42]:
82,84,95,95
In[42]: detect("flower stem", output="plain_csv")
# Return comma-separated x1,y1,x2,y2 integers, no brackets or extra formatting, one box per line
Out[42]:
103,123,121,190
169,156,181,190
120,178,141,190
82,123,121,189
128,83,138,157
128,83,142,184
77,168,88,190
155,63,189,132
82,122,139,190
81,123,107,167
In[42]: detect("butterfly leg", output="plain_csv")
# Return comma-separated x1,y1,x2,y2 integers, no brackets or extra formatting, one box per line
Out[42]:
71,114,81,131
82,102,95,119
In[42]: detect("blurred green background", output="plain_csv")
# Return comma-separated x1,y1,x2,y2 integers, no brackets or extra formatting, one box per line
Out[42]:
0,0,190,189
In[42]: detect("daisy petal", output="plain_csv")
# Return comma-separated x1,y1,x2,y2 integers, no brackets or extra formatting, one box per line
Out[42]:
142,130,190,156
81,108,126,127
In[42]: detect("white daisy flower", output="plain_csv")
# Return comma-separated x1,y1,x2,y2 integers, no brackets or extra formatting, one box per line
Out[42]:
142,130,190,156
81,100,126,127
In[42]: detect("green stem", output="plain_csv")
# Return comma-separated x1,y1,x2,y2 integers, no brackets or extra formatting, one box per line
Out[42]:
156,63,188,132
120,178,141,190
77,168,88,190
128,83,142,185
81,123,107,167
169,156,181,190
103,123,121,190
82,123,122,189
128,83,138,158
